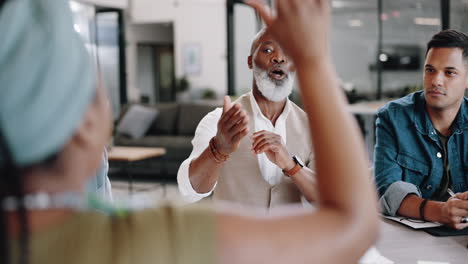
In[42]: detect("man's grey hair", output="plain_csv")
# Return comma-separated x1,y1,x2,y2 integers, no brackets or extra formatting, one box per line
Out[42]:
250,27,268,55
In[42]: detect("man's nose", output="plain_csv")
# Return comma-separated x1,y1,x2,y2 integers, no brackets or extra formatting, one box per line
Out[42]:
432,72,444,87
272,52,286,64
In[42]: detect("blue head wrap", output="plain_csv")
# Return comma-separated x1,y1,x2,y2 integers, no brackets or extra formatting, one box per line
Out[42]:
0,0,95,166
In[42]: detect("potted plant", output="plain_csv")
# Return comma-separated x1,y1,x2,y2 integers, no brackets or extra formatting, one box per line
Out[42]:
176,76,191,102
201,88,217,100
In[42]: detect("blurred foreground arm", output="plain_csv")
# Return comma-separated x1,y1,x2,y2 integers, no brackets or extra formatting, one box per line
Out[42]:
216,1,379,264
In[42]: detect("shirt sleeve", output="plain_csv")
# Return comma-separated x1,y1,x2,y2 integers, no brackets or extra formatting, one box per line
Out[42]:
305,150,316,173
379,181,421,216
374,109,420,216
86,149,113,202
177,108,222,203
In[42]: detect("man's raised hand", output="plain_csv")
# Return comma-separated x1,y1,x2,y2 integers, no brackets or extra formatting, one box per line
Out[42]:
214,96,250,155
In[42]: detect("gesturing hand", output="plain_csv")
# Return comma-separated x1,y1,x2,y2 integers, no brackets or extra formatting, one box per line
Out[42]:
245,0,331,64
251,130,294,171
214,96,250,155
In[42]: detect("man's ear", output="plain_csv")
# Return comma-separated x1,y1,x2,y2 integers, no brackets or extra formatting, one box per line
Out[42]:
248,55,253,69
465,69,468,90
465,62,468,90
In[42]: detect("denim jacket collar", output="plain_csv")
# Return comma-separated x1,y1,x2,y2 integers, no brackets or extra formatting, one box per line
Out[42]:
413,91,468,136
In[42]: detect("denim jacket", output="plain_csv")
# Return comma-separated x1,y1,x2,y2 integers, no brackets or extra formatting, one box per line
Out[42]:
374,91,468,216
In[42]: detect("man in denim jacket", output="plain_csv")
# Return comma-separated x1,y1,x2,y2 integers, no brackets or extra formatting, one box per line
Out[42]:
374,30,468,229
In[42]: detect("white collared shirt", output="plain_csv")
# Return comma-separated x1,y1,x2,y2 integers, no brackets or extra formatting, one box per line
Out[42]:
177,92,291,203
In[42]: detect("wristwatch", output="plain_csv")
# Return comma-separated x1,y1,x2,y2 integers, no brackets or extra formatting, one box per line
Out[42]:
283,155,304,177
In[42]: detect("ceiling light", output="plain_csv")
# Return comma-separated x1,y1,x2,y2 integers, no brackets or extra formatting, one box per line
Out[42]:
69,1,81,12
380,13,389,21
73,24,81,33
414,17,440,26
332,1,346,8
348,19,363,27
379,54,388,62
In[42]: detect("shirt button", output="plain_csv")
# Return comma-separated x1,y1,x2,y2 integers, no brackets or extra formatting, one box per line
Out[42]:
426,185,433,190
436,152,442,158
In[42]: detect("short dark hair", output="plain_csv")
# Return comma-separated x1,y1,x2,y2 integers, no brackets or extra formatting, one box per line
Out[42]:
426,29,468,61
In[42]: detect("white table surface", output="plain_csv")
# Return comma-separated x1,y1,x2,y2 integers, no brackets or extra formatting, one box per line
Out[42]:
376,218,468,264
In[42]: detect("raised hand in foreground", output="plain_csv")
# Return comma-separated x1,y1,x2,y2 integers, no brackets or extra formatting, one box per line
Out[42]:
216,1,379,264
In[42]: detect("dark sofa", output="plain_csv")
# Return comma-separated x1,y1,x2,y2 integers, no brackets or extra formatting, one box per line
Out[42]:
113,101,220,180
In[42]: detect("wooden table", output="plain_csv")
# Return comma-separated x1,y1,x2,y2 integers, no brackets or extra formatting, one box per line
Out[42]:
108,146,166,193
376,218,468,264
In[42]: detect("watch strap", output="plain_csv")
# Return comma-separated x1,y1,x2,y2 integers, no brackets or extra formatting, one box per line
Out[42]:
283,163,302,177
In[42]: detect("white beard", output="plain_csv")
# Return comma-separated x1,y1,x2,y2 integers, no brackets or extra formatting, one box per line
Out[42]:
253,62,295,102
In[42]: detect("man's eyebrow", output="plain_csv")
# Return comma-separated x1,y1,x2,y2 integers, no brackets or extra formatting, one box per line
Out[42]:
425,64,459,70
261,41,274,46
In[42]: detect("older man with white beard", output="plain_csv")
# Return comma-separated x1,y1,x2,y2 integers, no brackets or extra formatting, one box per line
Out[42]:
177,28,317,208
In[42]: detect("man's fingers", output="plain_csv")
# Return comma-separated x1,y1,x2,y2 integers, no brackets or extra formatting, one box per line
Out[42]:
219,104,241,126
232,128,249,143
252,130,280,139
446,206,468,218
452,222,468,230
245,0,274,27
252,136,269,150
222,96,232,114
451,199,468,210
228,117,249,135
455,191,468,200
252,130,268,138
255,143,277,154
225,111,248,131
253,139,275,153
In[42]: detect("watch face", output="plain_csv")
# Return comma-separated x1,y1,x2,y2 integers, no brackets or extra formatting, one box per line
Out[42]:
293,155,304,167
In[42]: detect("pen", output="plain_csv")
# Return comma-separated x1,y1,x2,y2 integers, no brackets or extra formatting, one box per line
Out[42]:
447,188,456,197
447,188,468,224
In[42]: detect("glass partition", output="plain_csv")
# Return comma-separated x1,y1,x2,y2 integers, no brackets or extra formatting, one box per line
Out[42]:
331,1,378,102
70,1,125,119
380,0,440,99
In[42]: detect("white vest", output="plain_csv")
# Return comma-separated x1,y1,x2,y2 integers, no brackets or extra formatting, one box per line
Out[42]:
213,94,314,209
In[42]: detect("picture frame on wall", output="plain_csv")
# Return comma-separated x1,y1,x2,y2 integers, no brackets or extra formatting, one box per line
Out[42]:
183,43,202,76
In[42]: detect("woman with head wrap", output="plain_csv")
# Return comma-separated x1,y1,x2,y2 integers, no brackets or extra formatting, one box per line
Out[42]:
0,0,378,264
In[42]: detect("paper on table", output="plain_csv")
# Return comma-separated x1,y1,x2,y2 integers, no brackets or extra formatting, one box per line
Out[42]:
383,215,443,229
359,247,394,264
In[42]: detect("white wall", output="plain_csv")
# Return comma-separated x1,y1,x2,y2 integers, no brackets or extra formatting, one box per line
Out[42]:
125,22,173,101
174,0,227,99
131,0,175,23
78,0,128,8
129,0,227,100
234,5,258,95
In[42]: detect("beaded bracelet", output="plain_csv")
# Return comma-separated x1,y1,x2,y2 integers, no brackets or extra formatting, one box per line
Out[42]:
209,137,229,163
419,199,429,222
